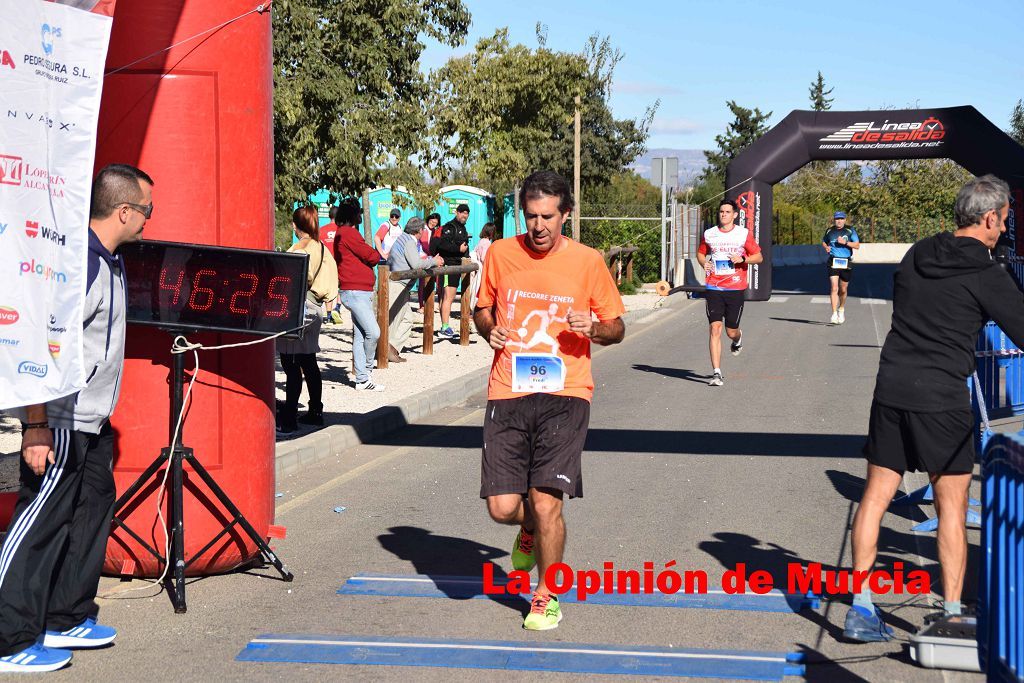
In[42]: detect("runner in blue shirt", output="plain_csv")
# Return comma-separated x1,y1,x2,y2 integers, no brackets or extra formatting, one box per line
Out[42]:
821,211,860,324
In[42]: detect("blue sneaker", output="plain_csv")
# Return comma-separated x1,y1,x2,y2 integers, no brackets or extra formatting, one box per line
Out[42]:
440,326,456,339
843,605,894,642
0,642,72,672
43,617,117,649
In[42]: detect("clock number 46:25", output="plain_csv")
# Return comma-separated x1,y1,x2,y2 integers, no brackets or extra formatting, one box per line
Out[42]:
159,268,292,318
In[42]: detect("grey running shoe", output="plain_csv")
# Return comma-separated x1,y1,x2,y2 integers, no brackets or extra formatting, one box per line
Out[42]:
708,371,724,387
843,605,894,642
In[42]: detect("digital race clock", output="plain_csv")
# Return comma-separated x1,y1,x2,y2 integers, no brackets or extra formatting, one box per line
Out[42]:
121,239,309,336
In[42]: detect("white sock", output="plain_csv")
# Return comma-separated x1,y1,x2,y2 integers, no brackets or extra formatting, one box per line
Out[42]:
713,367,721,375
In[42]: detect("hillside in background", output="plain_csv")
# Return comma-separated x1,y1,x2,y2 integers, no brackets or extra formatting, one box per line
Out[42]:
630,148,706,188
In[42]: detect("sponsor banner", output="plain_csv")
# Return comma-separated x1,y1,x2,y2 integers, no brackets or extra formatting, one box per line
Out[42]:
0,0,112,410
817,116,947,152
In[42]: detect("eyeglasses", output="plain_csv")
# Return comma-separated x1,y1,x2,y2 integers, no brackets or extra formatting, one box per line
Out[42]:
121,202,153,219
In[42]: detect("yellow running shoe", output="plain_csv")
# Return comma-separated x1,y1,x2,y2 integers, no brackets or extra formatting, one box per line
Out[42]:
523,593,562,631
511,527,535,572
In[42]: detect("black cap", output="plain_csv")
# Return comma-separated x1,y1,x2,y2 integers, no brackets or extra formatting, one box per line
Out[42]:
456,203,470,214
389,208,401,219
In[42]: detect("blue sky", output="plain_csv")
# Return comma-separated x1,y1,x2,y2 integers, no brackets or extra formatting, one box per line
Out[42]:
420,0,1022,151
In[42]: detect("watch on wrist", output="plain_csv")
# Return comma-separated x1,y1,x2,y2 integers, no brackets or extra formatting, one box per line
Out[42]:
21,421,50,431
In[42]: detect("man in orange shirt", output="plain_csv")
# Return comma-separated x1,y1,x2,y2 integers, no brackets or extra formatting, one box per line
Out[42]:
474,170,626,631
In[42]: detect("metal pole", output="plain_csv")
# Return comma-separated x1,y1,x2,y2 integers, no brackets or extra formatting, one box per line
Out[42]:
573,95,581,242
660,158,667,281
670,197,678,284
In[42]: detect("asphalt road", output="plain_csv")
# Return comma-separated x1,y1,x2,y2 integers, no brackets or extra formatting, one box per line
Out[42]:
44,264,987,682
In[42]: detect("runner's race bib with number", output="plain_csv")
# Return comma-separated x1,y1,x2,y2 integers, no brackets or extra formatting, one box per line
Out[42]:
713,256,735,276
511,353,566,393
831,257,849,270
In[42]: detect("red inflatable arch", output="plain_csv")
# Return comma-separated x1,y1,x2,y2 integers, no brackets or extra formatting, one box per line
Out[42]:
88,0,277,577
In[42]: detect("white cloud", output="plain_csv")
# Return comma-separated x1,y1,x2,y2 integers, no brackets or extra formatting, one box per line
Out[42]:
650,117,702,135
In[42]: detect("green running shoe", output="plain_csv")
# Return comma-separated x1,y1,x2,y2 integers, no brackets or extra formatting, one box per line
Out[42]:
523,593,562,630
511,527,535,572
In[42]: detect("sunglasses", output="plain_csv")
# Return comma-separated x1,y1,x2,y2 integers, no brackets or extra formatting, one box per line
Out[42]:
121,202,154,219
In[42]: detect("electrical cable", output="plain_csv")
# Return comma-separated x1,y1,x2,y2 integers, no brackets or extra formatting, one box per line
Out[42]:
110,323,302,597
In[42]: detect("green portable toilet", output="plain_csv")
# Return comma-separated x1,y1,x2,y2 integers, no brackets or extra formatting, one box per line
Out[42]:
303,188,333,226
433,185,497,251
502,193,522,236
367,186,422,238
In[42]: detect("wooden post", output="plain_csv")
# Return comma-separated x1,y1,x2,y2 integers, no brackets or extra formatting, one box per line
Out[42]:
459,272,472,346
573,94,581,242
625,245,634,283
361,188,373,246
513,184,522,235
376,264,390,369
422,276,435,356
870,216,875,243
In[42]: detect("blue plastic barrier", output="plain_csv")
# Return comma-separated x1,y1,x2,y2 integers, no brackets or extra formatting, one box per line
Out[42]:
975,321,1024,419
977,432,1024,681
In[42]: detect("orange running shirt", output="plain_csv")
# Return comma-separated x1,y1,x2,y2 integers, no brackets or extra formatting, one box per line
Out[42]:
476,235,626,402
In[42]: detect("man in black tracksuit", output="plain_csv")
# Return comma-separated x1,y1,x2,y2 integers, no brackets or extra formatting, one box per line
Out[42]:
844,174,1024,642
430,203,470,339
0,165,153,672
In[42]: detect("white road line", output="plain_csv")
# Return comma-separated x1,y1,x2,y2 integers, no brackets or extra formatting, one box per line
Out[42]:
346,575,790,598
859,298,888,305
249,638,786,663
809,297,831,304
767,296,789,303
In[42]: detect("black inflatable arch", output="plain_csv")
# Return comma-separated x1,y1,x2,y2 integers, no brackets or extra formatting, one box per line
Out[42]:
724,106,1024,301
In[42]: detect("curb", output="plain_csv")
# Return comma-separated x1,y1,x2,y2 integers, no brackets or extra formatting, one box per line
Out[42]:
273,305,668,478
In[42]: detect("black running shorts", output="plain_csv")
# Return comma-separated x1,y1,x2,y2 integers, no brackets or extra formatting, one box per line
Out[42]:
480,393,590,499
863,401,976,474
705,289,745,329
828,256,852,282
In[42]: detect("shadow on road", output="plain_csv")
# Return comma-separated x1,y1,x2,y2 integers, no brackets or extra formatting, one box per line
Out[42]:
377,525,529,616
631,364,709,384
771,264,895,300
697,531,922,642
769,317,832,326
366,420,867,459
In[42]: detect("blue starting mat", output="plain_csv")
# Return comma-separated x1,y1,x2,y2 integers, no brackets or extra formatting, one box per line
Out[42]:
337,573,819,613
238,634,806,680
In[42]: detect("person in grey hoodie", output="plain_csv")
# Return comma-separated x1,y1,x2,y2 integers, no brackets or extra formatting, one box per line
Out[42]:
0,165,152,673
387,216,443,360
844,174,1024,643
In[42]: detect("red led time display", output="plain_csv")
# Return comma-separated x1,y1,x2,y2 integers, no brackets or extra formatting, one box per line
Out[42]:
122,239,308,336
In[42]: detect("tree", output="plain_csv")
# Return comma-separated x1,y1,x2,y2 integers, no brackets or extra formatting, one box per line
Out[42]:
430,28,655,207
808,71,834,111
1010,99,1024,146
699,101,772,188
272,0,470,240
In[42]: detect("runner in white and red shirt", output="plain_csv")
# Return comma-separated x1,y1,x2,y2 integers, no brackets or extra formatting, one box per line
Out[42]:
696,199,763,386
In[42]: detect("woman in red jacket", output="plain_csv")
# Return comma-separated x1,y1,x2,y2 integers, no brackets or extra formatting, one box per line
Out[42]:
333,200,385,391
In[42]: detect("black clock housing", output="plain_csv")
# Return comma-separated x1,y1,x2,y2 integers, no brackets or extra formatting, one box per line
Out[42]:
121,239,308,336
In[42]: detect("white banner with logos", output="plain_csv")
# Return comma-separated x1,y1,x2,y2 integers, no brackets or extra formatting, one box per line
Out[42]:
0,0,112,410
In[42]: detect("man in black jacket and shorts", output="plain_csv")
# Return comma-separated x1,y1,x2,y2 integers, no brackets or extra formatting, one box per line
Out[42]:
845,174,1024,642
430,204,470,339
